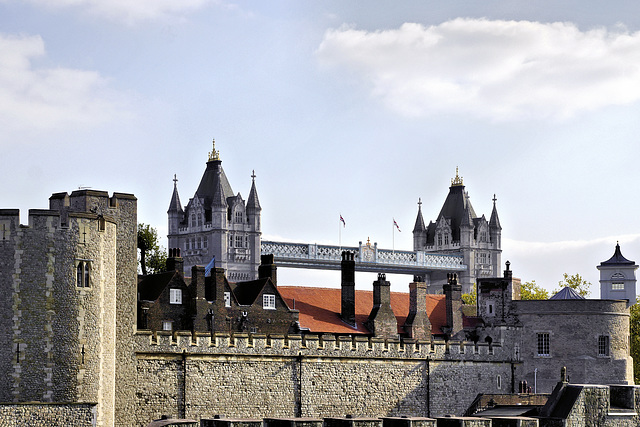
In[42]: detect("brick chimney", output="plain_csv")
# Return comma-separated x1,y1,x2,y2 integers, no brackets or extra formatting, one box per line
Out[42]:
443,273,463,338
258,254,277,286
166,248,184,273
191,265,208,331
365,273,398,338
403,276,431,340
340,251,356,326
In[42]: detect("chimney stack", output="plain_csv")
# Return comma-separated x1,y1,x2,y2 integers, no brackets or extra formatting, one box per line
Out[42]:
258,254,277,286
443,273,463,338
340,251,356,326
365,273,398,338
403,276,431,340
166,248,184,274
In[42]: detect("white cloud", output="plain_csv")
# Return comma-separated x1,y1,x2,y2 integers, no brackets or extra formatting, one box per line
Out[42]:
0,33,128,133
317,19,640,121
22,0,223,25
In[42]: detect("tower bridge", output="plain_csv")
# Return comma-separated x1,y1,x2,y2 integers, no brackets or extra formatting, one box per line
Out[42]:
261,240,466,275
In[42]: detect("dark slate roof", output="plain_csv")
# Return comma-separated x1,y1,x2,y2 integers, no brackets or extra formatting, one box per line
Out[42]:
194,160,234,208
167,180,183,213
489,199,501,229
433,185,477,241
232,278,270,305
550,286,585,300
600,243,636,266
246,177,261,211
413,205,426,233
138,271,182,301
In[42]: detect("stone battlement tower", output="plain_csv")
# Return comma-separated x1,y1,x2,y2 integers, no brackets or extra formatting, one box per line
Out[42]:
167,140,261,281
0,190,137,427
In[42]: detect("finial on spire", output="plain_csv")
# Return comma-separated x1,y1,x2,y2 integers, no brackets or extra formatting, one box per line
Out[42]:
451,166,464,186
251,170,256,182
208,138,220,161
418,198,422,209
173,174,178,186
492,194,497,204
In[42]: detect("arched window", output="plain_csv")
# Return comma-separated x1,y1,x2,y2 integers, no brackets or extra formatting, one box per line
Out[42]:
76,261,90,287
77,263,83,287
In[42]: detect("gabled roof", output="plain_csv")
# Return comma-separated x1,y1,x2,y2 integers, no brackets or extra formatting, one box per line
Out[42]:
550,287,584,300
600,243,636,266
277,286,447,335
138,271,184,301
232,278,270,305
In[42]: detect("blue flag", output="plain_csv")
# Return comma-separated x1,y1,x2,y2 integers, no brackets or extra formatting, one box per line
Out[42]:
205,256,216,277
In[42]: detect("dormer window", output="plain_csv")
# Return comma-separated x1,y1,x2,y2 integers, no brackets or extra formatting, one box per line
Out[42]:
235,211,243,223
170,288,182,304
263,294,276,310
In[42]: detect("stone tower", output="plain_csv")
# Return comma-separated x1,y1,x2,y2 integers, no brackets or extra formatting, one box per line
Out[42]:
167,140,262,281
412,168,501,294
598,242,638,307
0,190,137,427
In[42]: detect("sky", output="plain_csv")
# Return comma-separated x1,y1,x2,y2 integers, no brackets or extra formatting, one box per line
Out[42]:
2,1,640,296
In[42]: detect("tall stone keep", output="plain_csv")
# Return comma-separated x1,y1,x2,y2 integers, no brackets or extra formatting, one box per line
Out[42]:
168,140,262,281
413,168,502,293
598,242,638,307
0,190,137,427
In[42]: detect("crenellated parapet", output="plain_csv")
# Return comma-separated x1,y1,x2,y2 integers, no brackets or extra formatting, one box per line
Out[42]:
133,331,508,361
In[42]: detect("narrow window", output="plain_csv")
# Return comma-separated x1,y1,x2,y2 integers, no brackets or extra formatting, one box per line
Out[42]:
497,375,502,390
263,294,276,310
598,335,610,357
170,288,182,305
162,321,173,331
224,291,231,308
77,263,83,287
98,216,105,232
84,263,90,287
204,239,208,249
444,234,449,245
537,333,550,356
437,233,443,246
235,235,243,248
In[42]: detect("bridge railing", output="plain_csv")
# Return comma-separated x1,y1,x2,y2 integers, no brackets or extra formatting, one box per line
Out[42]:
261,241,465,270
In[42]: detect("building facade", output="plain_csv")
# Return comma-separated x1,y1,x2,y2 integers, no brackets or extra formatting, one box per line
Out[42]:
413,169,501,294
168,141,261,281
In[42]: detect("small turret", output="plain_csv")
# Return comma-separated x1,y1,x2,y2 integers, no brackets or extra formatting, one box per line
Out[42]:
413,198,426,251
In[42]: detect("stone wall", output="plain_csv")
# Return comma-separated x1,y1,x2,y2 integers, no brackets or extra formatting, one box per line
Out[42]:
133,332,516,426
0,402,96,426
515,299,632,394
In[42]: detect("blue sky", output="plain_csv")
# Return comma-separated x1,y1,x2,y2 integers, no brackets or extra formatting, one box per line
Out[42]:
2,1,640,295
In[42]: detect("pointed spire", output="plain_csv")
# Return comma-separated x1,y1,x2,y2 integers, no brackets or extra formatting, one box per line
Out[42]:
489,193,501,230
247,170,261,211
460,203,474,228
167,174,184,213
413,198,426,233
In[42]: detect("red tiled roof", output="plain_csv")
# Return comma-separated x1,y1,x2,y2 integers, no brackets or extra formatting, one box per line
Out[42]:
278,286,447,335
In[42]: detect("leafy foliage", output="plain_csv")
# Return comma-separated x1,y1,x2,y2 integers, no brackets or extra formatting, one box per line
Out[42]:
630,297,640,384
137,223,167,275
554,273,591,297
462,285,476,305
520,280,549,300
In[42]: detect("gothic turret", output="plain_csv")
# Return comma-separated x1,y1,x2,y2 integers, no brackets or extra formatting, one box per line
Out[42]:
167,175,184,236
413,198,426,250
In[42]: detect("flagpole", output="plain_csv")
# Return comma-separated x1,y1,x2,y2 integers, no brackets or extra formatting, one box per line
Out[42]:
392,219,395,254
339,215,342,249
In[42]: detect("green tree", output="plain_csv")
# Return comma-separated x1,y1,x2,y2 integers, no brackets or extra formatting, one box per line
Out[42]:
630,297,640,384
137,223,167,275
520,280,549,300
554,273,591,297
462,284,477,305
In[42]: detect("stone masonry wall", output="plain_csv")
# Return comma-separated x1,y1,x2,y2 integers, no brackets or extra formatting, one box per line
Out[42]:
0,402,96,426
134,332,516,426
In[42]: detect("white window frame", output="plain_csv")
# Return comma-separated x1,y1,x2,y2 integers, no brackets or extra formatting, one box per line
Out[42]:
162,321,173,331
169,288,182,305
224,291,231,308
263,294,276,310
611,282,625,290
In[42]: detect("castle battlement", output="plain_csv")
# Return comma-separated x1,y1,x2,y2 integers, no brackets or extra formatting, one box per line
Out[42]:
134,331,504,360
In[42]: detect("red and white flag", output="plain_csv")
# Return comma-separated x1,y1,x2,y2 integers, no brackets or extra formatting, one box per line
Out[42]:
393,218,401,232
340,215,346,228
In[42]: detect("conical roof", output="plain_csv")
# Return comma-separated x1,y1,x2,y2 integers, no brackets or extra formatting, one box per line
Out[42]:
413,199,426,233
167,175,183,213
246,171,261,211
489,195,501,229
550,286,585,300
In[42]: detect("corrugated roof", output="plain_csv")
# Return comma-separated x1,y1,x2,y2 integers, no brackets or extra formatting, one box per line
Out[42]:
550,287,584,300
278,286,447,335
